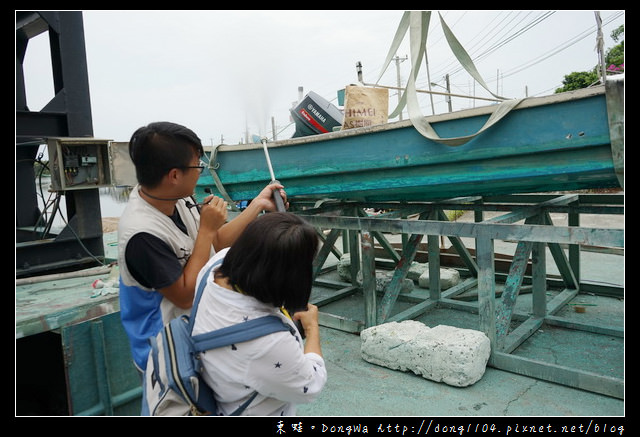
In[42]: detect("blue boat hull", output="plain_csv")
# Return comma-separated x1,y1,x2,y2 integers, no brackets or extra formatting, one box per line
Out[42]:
198,84,622,203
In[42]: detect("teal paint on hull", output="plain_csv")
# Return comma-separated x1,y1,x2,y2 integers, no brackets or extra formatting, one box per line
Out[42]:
198,87,621,203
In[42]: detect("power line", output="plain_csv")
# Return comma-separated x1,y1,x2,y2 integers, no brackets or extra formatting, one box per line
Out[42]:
428,11,516,80
435,11,555,81
500,11,624,81
466,12,555,68
353,11,624,115
426,10,623,101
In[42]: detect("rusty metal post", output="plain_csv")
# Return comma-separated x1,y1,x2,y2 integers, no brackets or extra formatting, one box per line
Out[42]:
477,234,496,352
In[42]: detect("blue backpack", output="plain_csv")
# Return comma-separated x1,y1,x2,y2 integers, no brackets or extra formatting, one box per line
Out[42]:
144,260,292,416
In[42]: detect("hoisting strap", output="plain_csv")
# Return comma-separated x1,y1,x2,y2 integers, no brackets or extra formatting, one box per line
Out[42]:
208,145,239,212
376,11,526,147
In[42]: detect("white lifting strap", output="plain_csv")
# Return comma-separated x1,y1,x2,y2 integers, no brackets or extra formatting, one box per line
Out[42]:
376,11,526,147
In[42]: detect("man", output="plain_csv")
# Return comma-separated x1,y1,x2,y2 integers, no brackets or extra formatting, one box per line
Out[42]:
118,121,287,373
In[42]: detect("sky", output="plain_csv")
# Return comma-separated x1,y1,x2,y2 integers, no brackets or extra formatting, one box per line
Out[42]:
21,10,625,146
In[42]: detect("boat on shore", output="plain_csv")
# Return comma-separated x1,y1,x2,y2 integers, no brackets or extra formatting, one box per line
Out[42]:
197,78,623,205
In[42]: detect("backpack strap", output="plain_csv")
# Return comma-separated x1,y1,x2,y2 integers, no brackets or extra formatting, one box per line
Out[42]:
191,315,292,352
188,258,223,334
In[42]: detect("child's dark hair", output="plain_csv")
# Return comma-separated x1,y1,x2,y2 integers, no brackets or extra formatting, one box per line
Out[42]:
128,121,204,187
218,212,319,311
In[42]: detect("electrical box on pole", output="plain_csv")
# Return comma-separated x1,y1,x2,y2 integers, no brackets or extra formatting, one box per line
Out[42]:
47,138,137,191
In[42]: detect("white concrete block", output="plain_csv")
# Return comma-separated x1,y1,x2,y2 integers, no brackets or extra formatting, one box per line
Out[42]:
418,267,460,290
338,253,413,293
337,253,353,282
407,262,429,281
360,320,490,387
357,269,413,294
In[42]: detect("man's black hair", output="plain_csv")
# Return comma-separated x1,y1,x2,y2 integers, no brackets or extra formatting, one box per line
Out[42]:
129,121,204,187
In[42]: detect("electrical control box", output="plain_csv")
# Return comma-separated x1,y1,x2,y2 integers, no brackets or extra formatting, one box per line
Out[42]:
46,138,137,190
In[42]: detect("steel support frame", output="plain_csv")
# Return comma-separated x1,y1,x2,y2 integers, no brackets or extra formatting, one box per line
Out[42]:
16,11,104,277
295,193,624,398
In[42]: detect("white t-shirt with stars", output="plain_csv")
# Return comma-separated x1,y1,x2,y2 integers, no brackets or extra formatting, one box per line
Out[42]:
193,249,327,416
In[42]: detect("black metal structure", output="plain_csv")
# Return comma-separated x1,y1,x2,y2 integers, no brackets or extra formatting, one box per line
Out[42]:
16,11,104,277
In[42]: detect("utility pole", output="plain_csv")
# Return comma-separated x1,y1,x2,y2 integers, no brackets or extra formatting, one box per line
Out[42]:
271,116,277,141
445,74,452,112
394,55,408,120
430,76,453,113
594,12,607,84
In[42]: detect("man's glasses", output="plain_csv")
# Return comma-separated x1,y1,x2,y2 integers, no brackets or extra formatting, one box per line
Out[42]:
179,159,207,173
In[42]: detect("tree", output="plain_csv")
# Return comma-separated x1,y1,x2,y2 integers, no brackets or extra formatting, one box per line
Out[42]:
555,71,599,93
555,25,623,93
605,25,624,71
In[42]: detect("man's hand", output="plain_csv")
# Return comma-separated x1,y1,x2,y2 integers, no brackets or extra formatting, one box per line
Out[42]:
199,195,228,233
255,183,288,212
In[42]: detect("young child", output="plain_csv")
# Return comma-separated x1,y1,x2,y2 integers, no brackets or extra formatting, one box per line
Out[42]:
192,212,327,416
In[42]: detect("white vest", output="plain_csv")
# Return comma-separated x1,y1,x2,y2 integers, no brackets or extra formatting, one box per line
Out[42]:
118,186,209,322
